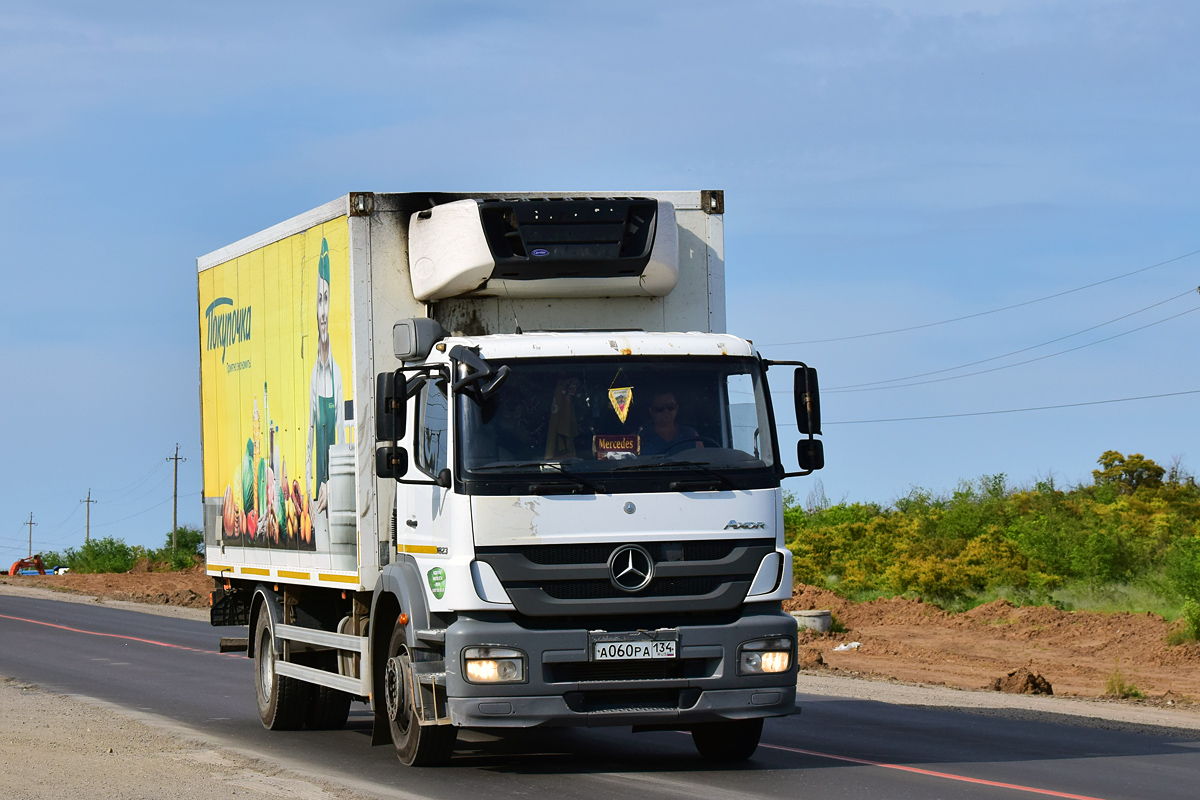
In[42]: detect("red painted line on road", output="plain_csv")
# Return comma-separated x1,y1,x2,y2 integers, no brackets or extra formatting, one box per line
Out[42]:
0,612,236,658
760,742,1107,800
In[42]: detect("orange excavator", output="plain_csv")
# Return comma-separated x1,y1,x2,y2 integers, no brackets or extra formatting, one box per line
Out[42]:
8,555,47,576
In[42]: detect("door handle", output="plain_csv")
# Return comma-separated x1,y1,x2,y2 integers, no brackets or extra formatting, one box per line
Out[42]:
405,519,418,528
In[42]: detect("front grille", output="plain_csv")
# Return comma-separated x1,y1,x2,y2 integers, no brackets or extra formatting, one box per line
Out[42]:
538,575,724,600
520,540,742,565
474,538,774,616
547,658,713,683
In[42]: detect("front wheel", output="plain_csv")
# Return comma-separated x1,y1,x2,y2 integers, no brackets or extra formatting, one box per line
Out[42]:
384,622,456,766
254,611,311,730
691,718,763,761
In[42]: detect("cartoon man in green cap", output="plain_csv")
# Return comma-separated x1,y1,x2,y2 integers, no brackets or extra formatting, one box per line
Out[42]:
306,238,345,518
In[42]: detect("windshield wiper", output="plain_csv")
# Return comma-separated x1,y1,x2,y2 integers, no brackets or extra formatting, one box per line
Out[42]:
471,460,564,472
613,460,737,490
471,460,604,493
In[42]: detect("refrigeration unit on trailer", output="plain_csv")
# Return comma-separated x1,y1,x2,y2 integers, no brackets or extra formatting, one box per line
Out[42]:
198,190,824,766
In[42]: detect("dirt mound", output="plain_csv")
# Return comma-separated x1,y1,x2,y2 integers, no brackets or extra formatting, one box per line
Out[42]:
1,570,211,609
992,667,1053,695
792,584,1200,699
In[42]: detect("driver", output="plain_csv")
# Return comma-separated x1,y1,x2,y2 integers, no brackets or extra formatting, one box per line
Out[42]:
640,391,703,456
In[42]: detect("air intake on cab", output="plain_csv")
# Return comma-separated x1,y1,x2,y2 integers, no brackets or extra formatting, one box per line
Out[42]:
408,197,679,302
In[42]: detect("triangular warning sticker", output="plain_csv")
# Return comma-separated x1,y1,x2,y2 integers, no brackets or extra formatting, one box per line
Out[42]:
608,387,633,423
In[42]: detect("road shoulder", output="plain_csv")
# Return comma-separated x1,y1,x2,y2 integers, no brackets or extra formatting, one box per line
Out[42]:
798,671,1200,738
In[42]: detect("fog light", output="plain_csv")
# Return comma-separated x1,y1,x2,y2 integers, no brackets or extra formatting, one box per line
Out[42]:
463,647,525,684
737,637,793,676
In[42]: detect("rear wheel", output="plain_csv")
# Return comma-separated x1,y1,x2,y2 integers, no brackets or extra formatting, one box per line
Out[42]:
254,611,311,730
691,718,763,762
384,622,456,766
305,651,352,730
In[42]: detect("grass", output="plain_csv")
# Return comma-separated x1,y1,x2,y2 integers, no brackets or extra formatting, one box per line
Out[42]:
1104,665,1144,699
868,579,1186,619
1050,579,1182,618
1167,599,1200,645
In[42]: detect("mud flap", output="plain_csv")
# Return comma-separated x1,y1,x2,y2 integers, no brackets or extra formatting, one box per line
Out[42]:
371,705,393,746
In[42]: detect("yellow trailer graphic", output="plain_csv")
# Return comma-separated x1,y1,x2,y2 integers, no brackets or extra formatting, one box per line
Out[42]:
198,216,356,569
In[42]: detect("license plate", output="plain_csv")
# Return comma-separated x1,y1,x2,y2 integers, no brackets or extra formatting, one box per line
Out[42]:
590,631,678,661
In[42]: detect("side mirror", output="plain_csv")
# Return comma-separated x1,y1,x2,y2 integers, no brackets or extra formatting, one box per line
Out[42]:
796,439,824,472
448,345,511,402
794,367,821,435
376,371,407,441
375,446,408,480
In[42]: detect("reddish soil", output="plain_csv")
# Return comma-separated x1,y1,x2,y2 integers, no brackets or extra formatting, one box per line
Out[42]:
786,585,1200,701
2,565,212,609
5,571,1199,701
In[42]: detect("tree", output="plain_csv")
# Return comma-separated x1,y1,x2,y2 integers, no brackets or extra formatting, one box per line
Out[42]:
1092,451,1165,494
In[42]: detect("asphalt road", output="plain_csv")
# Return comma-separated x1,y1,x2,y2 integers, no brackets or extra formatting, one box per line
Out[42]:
2,593,1199,800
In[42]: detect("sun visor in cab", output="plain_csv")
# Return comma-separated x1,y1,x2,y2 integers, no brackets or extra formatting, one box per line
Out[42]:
407,197,679,301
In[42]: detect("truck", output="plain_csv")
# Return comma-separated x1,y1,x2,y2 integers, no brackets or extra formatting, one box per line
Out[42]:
198,190,824,766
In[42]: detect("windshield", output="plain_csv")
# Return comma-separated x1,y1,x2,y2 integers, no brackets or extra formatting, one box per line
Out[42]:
456,356,778,495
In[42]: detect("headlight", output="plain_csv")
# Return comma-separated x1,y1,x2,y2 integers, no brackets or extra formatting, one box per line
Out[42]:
463,646,526,684
737,637,792,675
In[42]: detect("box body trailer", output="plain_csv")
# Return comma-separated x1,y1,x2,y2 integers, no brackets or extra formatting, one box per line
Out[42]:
198,191,824,765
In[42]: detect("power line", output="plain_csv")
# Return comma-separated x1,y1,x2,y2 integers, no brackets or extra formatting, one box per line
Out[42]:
102,472,172,507
825,303,1200,393
826,286,1199,391
92,491,201,530
100,460,169,502
781,388,1200,426
759,246,1200,346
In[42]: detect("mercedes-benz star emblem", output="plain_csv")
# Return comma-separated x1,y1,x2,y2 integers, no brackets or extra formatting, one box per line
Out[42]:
608,544,654,593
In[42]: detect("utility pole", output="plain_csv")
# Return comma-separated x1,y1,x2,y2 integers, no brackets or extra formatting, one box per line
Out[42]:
80,489,97,543
26,513,36,559
167,444,186,552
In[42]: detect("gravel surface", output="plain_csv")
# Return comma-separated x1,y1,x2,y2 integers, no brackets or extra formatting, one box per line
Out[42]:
0,676,378,800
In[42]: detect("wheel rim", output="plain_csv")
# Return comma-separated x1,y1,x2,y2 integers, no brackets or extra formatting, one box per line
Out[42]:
385,652,413,736
385,656,409,729
258,630,275,699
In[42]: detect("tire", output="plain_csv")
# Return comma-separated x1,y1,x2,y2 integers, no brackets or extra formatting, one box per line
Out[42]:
691,718,763,762
254,610,311,730
305,651,352,730
384,622,456,766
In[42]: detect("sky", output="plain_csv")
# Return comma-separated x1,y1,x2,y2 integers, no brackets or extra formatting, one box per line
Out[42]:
1,1,1198,564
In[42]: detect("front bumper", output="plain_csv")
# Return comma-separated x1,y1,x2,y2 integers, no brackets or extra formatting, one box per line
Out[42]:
443,603,797,728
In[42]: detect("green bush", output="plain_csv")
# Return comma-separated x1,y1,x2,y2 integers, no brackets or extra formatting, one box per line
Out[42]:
786,451,1200,609
1165,537,1200,602
70,537,137,574
36,527,204,574
1177,599,1200,643
147,526,205,570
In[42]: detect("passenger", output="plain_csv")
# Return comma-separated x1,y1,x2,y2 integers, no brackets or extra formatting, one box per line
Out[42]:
640,391,703,456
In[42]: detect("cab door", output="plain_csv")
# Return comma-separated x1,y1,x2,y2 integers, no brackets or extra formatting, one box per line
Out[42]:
403,376,451,556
